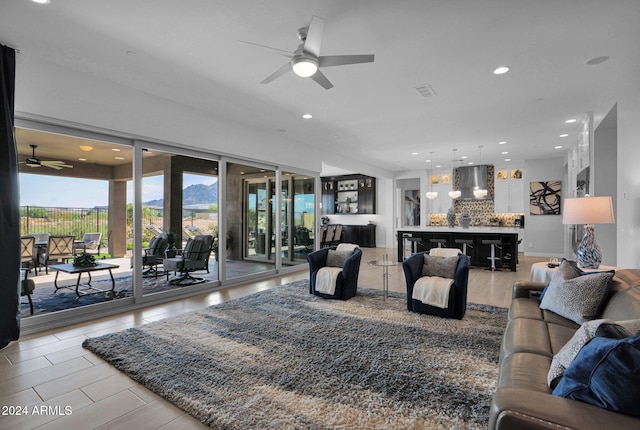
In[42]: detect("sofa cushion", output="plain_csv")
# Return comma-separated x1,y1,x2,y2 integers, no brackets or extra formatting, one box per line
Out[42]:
548,319,640,388
539,271,615,325
553,334,640,417
422,254,458,279
539,259,583,302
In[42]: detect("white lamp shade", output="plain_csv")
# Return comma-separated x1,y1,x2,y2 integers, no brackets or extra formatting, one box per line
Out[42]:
292,58,318,77
562,196,615,225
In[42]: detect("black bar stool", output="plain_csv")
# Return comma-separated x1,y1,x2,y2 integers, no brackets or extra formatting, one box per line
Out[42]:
429,238,447,249
482,239,503,271
455,238,474,256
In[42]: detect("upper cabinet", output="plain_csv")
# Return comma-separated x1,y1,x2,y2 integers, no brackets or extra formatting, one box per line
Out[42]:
321,175,376,214
494,167,524,213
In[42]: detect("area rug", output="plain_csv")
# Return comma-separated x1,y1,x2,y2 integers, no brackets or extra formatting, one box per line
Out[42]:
82,281,507,429
22,276,177,317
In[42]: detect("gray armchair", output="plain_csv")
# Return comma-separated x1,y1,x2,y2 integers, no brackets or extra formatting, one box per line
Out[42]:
164,234,214,285
74,232,102,255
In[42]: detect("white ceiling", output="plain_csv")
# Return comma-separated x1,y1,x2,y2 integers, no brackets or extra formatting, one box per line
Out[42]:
2,0,639,172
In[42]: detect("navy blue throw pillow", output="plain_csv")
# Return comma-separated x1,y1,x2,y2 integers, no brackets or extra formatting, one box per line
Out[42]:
553,334,640,417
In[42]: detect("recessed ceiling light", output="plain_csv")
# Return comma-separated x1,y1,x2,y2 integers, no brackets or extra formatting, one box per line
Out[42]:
468,162,474,165
565,119,577,124
554,145,563,149
411,152,418,156
78,158,87,161
302,113,312,119
559,133,569,138
31,0,50,4
586,56,610,66
114,156,125,160
425,159,431,163
493,66,510,75
460,155,468,159
498,141,507,145
501,151,509,155
79,145,93,151
435,165,442,168
504,158,511,162
112,148,121,152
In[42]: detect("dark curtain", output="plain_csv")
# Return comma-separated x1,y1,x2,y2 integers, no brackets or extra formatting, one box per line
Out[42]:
0,44,20,349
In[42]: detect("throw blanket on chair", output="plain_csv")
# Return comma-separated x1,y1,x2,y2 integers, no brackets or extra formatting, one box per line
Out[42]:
429,248,460,258
412,276,454,308
336,243,358,253
315,267,343,295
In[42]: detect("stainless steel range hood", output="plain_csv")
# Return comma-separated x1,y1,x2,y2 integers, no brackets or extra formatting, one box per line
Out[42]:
458,165,492,200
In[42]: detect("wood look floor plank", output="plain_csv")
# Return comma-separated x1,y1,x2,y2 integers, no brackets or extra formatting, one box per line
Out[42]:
1,247,547,430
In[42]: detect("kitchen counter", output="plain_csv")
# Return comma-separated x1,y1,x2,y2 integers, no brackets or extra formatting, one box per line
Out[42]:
397,227,523,271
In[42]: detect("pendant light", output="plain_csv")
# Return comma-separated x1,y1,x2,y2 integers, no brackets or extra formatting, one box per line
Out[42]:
473,145,488,199
448,148,462,199
426,152,438,200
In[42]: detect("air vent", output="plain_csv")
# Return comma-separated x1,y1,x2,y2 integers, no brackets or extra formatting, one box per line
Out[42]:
415,84,437,98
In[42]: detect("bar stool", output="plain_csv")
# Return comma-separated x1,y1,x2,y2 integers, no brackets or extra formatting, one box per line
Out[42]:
482,239,503,271
429,238,447,249
455,238,474,257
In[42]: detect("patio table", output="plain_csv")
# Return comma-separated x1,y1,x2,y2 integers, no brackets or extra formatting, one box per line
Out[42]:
50,262,120,302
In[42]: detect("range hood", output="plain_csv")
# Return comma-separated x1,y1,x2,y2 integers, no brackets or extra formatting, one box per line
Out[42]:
458,165,492,200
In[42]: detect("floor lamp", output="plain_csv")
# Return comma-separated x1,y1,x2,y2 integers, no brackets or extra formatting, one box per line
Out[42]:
562,196,615,269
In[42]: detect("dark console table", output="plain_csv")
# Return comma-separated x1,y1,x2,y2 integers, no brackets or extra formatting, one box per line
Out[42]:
341,224,376,248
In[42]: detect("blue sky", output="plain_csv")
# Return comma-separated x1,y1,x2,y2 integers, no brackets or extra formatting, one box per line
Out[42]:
19,173,217,207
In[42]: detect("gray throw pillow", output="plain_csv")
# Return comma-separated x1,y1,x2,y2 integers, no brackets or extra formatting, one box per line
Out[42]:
422,255,458,279
539,271,615,325
326,250,352,268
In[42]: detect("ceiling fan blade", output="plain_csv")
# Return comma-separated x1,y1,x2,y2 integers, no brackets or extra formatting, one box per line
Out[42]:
318,54,375,67
304,16,324,57
309,69,334,90
260,62,292,84
42,161,73,168
238,40,292,55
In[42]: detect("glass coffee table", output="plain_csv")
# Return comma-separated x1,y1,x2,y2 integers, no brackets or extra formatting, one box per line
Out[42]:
367,254,398,300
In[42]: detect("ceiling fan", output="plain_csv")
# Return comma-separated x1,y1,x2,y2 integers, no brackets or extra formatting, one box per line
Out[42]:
241,15,375,90
22,144,73,170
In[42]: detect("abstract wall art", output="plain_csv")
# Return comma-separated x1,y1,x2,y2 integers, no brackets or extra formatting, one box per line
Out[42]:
529,181,561,215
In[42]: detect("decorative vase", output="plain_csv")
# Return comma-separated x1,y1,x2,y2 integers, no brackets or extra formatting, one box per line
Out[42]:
446,207,456,228
459,211,471,229
576,224,602,269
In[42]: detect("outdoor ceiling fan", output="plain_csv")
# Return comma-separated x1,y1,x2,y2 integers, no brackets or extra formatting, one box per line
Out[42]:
22,144,73,170
240,15,375,90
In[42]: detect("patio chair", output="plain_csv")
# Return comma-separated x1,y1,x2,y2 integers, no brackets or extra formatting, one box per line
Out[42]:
39,235,75,274
74,232,102,255
138,233,169,278
21,235,36,273
146,225,164,236
164,234,214,285
21,269,35,315
294,226,314,252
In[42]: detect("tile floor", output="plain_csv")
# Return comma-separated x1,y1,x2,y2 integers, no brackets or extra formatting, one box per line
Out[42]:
1,247,546,429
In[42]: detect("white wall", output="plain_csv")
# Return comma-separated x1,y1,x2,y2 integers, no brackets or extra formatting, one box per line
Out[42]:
522,157,565,257
616,89,640,269
593,106,617,267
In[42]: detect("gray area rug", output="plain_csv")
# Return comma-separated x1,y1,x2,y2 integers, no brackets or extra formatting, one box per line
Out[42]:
82,281,507,429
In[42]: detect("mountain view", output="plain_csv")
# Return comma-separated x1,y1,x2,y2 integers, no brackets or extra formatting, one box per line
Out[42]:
145,183,218,207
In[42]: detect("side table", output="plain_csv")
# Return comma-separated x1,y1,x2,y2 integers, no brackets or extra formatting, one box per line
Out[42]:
367,254,398,300
530,261,618,283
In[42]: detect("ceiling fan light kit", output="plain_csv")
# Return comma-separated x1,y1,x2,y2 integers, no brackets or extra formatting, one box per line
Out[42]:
23,144,73,170
292,57,318,77
244,15,374,89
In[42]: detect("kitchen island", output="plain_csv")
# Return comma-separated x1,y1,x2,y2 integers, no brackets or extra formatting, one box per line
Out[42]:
397,226,522,271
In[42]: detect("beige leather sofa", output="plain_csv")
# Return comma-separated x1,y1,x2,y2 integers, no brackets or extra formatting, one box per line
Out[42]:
489,269,640,429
